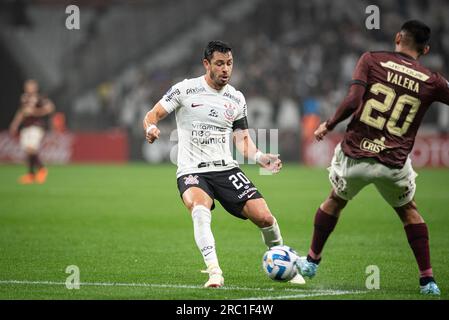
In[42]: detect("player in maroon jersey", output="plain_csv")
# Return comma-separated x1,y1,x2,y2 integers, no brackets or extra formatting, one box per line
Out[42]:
9,79,55,184
297,21,448,295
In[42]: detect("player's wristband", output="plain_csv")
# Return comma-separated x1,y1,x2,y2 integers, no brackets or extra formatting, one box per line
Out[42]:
254,150,264,164
146,124,157,135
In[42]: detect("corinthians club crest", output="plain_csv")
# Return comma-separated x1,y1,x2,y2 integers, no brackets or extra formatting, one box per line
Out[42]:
183,175,199,185
224,103,236,121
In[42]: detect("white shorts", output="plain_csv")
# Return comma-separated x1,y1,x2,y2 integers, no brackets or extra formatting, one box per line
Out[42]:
20,126,45,152
328,143,417,208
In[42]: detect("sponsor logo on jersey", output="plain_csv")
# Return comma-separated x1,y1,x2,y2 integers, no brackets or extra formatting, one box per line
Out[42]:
165,88,180,102
191,103,203,108
208,109,218,118
186,87,206,95
224,103,236,121
380,61,430,81
183,174,200,185
190,123,227,145
223,91,241,104
191,134,226,145
360,136,390,154
192,123,226,132
197,160,227,168
237,187,257,199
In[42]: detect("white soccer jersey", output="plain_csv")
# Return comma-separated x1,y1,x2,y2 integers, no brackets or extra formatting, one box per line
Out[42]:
159,76,247,177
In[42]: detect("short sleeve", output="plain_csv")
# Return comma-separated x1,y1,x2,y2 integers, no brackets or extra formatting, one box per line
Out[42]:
351,52,371,87
234,93,247,121
434,73,449,105
159,81,184,113
232,92,248,131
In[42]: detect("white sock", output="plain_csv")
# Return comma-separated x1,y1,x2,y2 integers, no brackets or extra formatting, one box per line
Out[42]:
192,205,219,268
260,217,283,248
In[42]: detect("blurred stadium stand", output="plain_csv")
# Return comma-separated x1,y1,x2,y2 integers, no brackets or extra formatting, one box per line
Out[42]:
1,0,449,164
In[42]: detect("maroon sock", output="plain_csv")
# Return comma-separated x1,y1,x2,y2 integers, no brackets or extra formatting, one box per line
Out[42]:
34,154,43,170
27,154,35,174
29,154,43,172
404,223,433,278
309,208,339,261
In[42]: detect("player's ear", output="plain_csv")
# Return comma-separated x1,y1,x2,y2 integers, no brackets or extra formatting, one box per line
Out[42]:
394,32,402,45
203,58,210,70
422,45,430,56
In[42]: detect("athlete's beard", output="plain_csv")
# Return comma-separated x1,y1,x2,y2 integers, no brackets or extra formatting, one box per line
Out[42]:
210,70,229,89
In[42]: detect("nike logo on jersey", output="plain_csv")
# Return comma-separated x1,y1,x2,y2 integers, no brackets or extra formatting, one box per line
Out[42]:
191,103,203,108
247,192,256,199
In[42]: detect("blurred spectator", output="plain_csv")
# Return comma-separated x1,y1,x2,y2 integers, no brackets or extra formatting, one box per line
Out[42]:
51,112,66,133
64,0,449,135
301,98,321,143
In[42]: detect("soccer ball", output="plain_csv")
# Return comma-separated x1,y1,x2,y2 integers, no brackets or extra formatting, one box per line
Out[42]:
262,245,299,281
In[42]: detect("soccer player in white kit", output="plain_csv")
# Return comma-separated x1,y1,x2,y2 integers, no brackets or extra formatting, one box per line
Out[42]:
143,41,301,288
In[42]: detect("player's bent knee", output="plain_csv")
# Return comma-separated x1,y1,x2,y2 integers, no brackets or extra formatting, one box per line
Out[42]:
25,147,38,155
329,191,348,208
405,200,418,211
395,200,417,214
322,191,348,216
394,200,423,224
186,201,211,213
182,188,213,212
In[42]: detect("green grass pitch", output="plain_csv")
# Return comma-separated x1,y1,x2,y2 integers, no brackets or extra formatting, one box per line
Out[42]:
0,163,448,300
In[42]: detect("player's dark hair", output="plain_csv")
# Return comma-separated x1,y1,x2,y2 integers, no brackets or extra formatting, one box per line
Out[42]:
203,40,232,62
400,20,431,54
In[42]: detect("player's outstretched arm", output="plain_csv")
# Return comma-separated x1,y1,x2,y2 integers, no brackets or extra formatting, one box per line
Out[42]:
314,122,329,141
143,102,168,144
315,83,366,141
233,129,282,173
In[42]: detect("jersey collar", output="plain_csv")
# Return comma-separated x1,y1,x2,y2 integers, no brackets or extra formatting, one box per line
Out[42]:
396,51,417,61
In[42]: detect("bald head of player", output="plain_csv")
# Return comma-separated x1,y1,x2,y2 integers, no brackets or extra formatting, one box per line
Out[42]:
203,40,233,90
395,20,431,59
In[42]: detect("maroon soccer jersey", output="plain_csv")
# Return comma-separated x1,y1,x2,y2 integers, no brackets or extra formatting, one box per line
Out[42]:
340,51,449,168
21,94,49,128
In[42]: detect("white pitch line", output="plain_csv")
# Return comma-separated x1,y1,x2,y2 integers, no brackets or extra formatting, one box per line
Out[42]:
239,290,366,300
0,280,201,290
0,279,366,298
